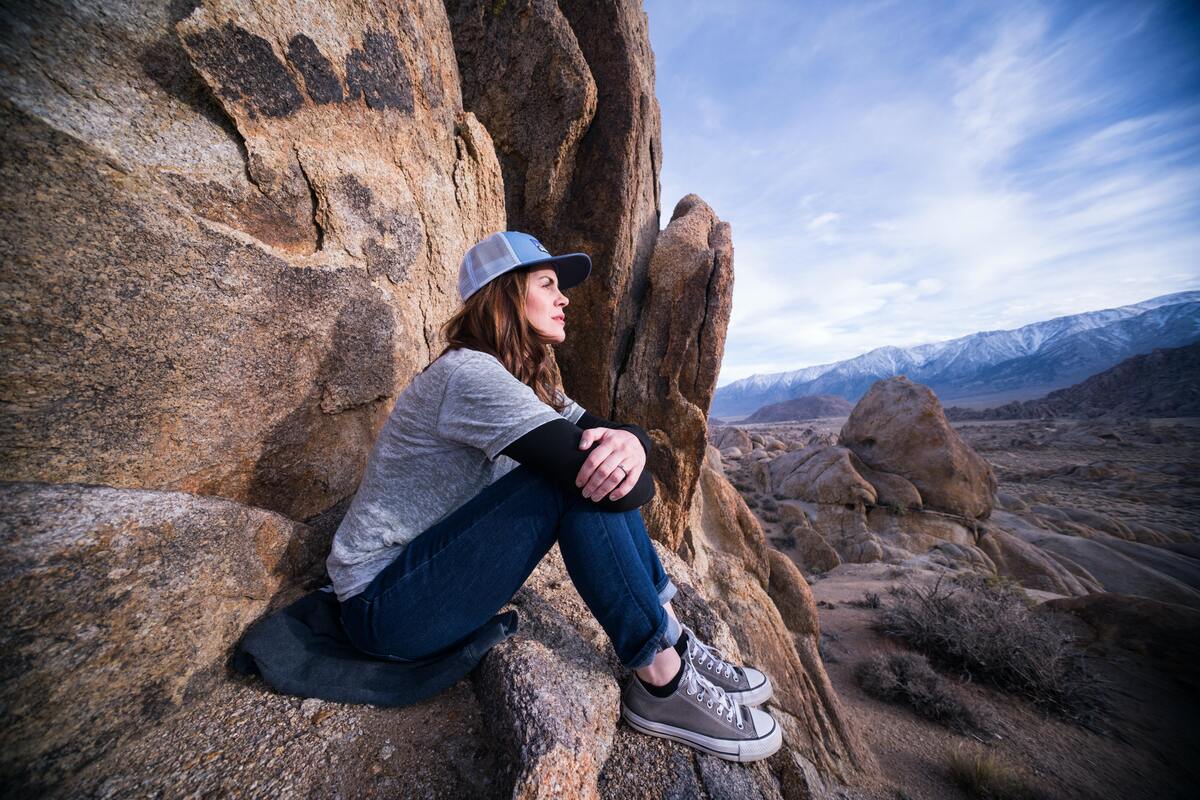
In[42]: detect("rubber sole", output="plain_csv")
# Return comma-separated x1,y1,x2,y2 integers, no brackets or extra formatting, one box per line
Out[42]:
621,706,783,763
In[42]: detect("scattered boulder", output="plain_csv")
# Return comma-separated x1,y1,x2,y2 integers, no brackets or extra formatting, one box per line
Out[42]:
712,424,753,453
847,451,922,512
769,446,877,507
785,520,843,575
686,447,875,783
995,510,1200,609
841,377,997,519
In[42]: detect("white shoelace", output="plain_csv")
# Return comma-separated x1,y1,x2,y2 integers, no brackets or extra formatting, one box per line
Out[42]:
682,662,744,728
687,629,739,683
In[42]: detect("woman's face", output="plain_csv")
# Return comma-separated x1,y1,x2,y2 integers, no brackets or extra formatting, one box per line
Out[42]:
524,267,569,344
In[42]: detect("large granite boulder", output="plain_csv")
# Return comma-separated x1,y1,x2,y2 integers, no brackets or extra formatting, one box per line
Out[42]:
0,481,328,793
614,195,734,552
473,547,620,800
448,0,663,420
446,0,597,235
0,0,506,521
841,377,997,520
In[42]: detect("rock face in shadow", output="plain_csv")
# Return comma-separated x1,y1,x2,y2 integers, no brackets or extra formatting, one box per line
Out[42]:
0,0,505,521
0,481,328,793
842,377,997,520
445,0,597,235
447,0,663,418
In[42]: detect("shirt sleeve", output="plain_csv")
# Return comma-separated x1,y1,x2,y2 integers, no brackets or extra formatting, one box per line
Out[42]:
556,390,586,424
436,355,563,461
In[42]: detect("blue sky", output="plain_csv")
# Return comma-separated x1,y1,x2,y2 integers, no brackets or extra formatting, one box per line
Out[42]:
643,0,1200,386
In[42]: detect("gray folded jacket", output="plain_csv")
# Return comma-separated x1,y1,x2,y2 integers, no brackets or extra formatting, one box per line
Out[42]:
232,588,517,707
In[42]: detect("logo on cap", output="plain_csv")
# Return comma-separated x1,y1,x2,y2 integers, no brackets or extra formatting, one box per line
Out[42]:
529,236,550,254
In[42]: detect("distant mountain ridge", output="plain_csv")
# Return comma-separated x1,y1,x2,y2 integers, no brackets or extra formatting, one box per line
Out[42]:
712,290,1200,417
744,394,854,423
945,341,1200,420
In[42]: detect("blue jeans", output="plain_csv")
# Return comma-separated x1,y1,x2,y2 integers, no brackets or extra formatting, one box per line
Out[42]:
340,465,681,669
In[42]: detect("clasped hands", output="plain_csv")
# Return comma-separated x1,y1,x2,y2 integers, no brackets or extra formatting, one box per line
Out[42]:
576,427,646,502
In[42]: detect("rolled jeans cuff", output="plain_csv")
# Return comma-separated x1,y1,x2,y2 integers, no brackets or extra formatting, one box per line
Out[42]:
626,578,681,670
656,577,678,607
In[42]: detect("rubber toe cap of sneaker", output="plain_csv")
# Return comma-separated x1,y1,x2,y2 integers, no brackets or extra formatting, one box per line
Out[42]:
748,707,776,736
743,667,767,690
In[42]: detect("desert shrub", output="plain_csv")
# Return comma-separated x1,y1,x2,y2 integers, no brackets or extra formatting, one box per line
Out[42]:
879,574,1098,722
760,496,778,512
946,744,1039,800
848,591,882,609
818,630,841,663
855,652,983,734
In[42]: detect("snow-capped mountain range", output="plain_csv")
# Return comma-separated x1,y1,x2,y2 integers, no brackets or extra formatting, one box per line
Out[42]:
711,290,1200,418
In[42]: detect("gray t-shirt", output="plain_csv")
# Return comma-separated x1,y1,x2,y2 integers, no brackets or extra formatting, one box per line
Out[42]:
327,347,585,601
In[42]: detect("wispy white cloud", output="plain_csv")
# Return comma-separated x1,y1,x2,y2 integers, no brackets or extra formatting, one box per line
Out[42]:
645,0,1200,385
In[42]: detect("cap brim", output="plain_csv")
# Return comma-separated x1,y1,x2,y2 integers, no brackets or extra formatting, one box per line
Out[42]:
519,252,592,291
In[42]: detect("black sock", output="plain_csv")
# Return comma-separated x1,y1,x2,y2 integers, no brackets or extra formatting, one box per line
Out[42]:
637,656,685,697
673,630,689,659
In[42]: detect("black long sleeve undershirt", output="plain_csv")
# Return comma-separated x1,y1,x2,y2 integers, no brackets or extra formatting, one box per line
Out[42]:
500,414,655,512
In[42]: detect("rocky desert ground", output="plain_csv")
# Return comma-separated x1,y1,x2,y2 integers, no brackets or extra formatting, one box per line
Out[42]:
712,404,1200,800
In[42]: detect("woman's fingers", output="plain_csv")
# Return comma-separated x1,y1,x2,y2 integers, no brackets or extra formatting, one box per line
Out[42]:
577,428,647,501
607,462,642,501
582,453,623,500
576,434,616,492
585,452,645,501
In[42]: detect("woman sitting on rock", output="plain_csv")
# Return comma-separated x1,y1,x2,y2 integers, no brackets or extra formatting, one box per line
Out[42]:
326,231,781,762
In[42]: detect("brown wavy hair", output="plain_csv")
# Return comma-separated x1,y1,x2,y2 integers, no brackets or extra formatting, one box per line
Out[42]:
437,268,567,412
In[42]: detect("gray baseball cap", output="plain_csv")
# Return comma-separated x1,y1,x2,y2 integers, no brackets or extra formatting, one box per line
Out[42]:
458,231,591,302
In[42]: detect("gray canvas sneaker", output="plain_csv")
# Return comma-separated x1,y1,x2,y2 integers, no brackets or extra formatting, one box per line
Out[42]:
622,660,783,763
681,625,773,706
